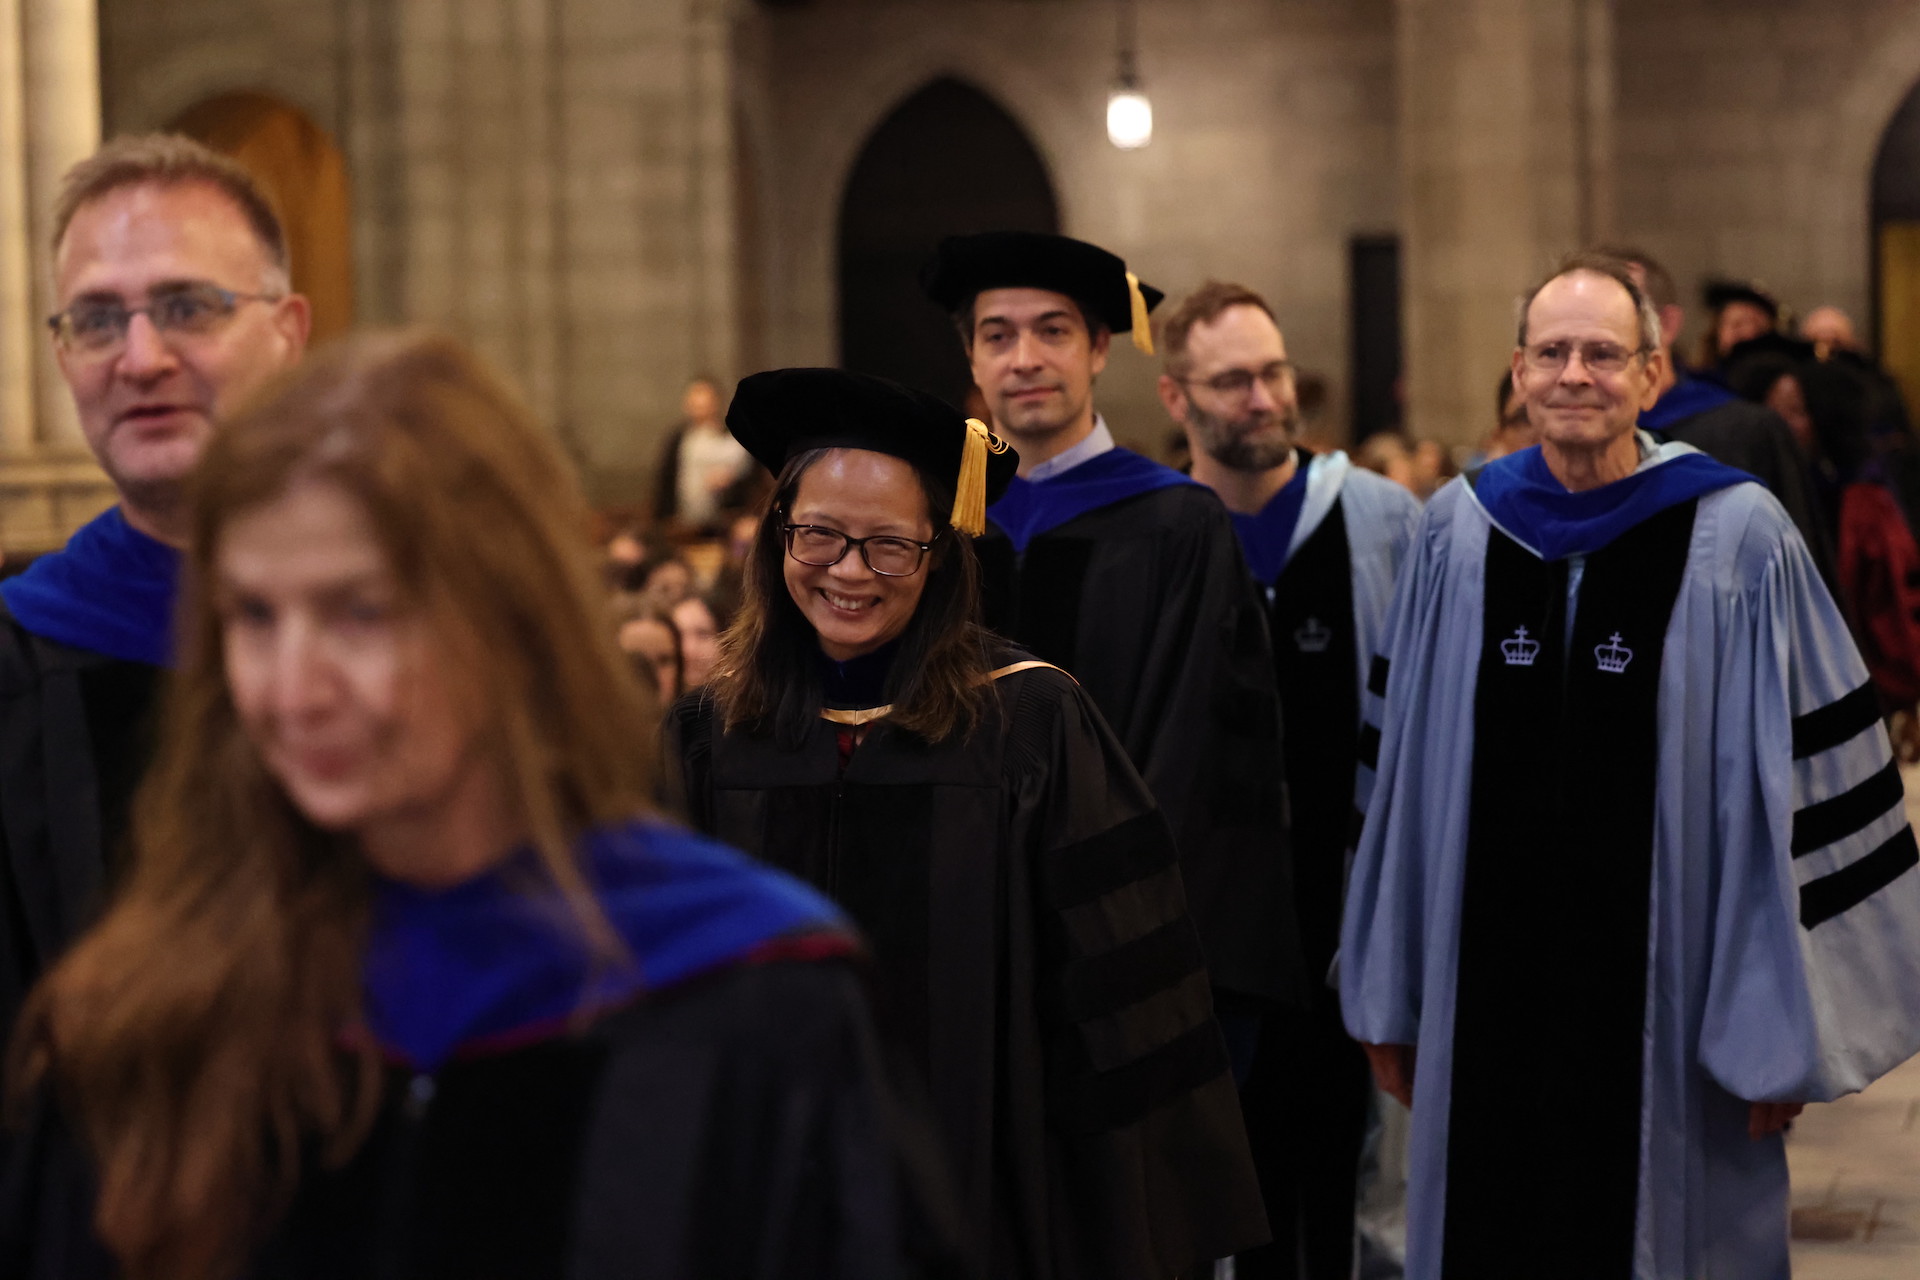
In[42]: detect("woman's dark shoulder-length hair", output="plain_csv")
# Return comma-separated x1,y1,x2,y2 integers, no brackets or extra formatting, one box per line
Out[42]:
709,447,999,747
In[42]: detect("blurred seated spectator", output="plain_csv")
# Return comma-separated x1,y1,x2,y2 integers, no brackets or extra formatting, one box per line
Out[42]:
617,602,682,708
653,376,762,534
1356,432,1419,495
1410,438,1457,500
710,510,760,605
604,518,649,571
623,551,694,614
671,592,733,690
1800,305,1859,358
1479,369,1538,462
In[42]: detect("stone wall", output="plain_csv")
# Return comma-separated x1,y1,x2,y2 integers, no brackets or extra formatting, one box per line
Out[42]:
1614,0,1920,358
741,0,1398,451
88,0,1920,466
98,0,741,506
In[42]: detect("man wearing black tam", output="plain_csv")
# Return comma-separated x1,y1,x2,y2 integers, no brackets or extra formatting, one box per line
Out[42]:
669,366,1271,1277
925,231,1305,1036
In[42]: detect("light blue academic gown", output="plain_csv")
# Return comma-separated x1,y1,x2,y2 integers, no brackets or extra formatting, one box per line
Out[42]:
1340,442,1920,1279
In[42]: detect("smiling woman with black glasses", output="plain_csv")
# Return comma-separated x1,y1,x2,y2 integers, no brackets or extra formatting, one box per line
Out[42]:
667,367,1267,1280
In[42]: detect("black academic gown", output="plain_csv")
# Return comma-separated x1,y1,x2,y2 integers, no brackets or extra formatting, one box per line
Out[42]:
669,663,1268,1280
256,958,955,1280
974,485,1303,1009
0,613,162,1280
0,614,161,1034
1654,397,1838,586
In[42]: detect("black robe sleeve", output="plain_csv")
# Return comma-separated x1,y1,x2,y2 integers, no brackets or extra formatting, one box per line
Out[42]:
256,960,969,1280
567,961,969,1280
1661,401,1838,588
0,1096,113,1280
1106,494,1302,1009
1002,669,1269,1277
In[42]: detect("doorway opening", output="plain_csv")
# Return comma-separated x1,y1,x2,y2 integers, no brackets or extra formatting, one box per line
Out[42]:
836,78,1059,408
170,92,355,343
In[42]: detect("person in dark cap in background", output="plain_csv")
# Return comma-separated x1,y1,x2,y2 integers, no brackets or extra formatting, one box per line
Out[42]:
667,367,1267,1280
1700,278,1780,370
923,231,1305,1056
1593,245,1836,584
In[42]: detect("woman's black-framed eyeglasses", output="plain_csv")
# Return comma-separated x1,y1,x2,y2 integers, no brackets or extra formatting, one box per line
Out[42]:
781,524,934,577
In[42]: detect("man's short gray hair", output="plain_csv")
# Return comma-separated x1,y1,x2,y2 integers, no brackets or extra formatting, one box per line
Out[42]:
1515,251,1662,356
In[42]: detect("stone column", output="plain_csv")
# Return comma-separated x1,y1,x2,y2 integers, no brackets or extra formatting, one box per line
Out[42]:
0,0,34,455
1395,0,1616,448
0,0,109,551
24,0,99,450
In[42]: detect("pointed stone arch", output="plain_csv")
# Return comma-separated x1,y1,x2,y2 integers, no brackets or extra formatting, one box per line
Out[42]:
169,91,354,342
836,78,1059,408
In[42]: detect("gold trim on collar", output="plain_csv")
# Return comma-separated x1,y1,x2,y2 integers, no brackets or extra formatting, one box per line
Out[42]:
985,659,1072,683
816,661,1072,725
820,705,894,726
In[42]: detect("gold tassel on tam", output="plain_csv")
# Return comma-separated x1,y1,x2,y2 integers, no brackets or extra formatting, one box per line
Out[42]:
952,418,997,536
1127,272,1155,355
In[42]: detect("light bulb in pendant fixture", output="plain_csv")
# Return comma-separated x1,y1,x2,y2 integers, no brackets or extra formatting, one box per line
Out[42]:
1107,81,1153,150
1106,0,1151,150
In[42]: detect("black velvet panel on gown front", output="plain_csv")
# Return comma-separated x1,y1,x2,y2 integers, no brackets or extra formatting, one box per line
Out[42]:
670,662,1268,1280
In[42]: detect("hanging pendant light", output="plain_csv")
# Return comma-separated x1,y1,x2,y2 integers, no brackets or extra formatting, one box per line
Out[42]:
1107,0,1152,150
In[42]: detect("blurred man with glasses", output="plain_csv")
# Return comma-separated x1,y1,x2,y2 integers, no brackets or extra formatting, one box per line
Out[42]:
1158,281,1418,1280
0,134,307,1275
1340,253,1920,1280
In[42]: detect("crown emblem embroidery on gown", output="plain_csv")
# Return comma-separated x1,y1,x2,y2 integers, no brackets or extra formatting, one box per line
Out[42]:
1500,626,1540,667
1595,632,1633,674
1295,617,1332,653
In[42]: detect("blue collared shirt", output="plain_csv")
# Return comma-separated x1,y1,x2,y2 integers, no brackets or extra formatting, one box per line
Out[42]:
1022,415,1116,482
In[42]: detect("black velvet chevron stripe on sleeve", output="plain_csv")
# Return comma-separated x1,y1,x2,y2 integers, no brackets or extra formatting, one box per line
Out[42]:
1039,810,1179,911
1048,1020,1232,1135
1368,655,1390,697
1792,683,1882,760
1800,826,1920,929
1792,759,1907,856
1040,807,1239,1138
1052,917,1210,1025
1357,724,1381,770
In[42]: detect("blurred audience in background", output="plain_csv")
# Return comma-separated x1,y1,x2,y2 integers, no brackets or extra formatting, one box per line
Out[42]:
1700,279,1781,372
671,591,733,690
1478,370,1538,462
651,376,767,535
617,601,683,708
1355,433,1418,493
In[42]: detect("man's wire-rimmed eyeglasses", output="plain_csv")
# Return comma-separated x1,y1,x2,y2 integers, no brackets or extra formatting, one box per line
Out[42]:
1176,360,1295,400
1520,340,1650,375
48,281,283,356
782,524,934,577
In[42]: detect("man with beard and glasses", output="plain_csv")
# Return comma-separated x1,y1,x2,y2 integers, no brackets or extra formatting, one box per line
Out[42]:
923,232,1306,1063
1158,281,1418,1280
